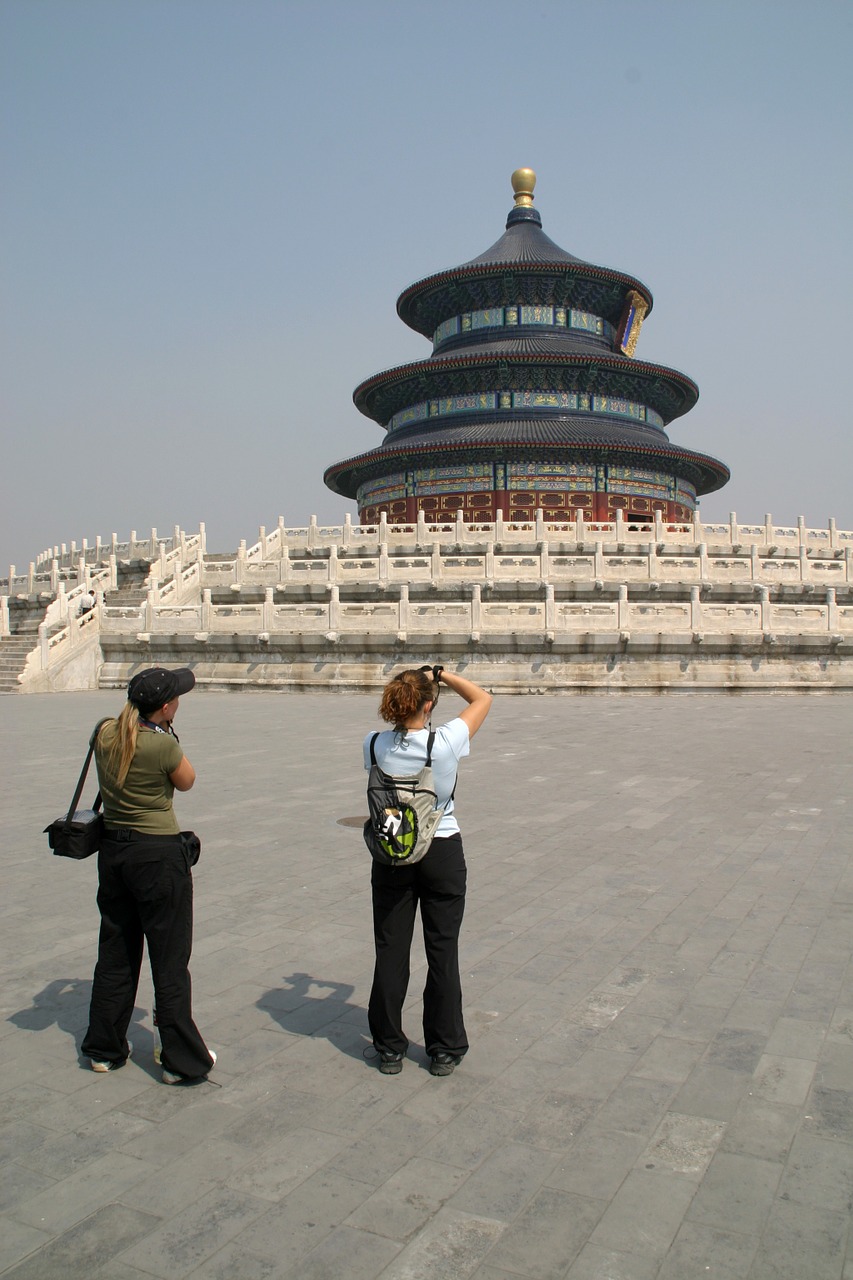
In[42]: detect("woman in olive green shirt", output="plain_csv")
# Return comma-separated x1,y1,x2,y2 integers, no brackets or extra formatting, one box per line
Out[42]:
81,667,215,1084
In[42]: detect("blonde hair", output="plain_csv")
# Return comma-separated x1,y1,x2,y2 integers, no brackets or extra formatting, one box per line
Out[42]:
97,702,140,788
379,669,437,731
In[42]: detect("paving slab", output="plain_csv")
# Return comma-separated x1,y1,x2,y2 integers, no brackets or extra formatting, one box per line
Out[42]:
1,689,852,1278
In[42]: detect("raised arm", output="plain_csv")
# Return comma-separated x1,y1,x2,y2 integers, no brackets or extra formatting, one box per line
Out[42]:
438,669,493,739
169,755,196,791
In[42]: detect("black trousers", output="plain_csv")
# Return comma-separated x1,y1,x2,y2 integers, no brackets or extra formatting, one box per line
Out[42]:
368,832,468,1059
81,833,213,1078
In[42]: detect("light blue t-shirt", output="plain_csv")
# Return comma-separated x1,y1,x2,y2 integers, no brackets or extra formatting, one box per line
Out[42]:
363,718,470,837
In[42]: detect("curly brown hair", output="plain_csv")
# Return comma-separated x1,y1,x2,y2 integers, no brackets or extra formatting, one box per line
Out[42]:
379,668,437,730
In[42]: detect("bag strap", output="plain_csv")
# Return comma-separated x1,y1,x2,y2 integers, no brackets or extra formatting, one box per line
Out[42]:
64,719,110,823
368,732,379,766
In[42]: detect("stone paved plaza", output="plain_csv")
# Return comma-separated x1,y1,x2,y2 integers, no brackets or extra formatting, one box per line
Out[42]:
2,688,852,1279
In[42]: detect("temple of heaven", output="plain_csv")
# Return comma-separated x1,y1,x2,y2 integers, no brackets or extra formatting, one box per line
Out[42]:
324,169,729,525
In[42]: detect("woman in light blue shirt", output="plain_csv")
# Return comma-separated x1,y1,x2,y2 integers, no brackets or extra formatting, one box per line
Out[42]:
364,666,492,1077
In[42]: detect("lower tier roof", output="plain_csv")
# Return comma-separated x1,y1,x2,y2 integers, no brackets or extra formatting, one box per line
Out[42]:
324,416,730,499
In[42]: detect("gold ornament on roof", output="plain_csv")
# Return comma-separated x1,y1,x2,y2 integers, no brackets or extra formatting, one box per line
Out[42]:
511,168,536,207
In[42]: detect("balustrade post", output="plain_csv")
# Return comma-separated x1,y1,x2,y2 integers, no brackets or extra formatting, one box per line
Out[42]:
617,584,629,630
615,509,625,543
0,596,9,636
729,512,738,545
751,544,761,581
534,507,544,539
329,543,339,583
398,583,409,634
109,554,118,590
259,526,267,558
829,517,837,550
27,563,35,593
71,540,77,559
343,512,352,550
236,541,246,584
594,541,604,578
692,509,703,542
159,542,168,577
280,545,291,582
111,532,118,556
416,508,427,544
654,509,664,541
455,509,465,544
308,514,318,551
758,585,771,633
147,528,156,557
378,511,387,546
263,587,275,631
648,541,658,579
826,588,838,631
765,513,774,544
202,589,212,630
846,548,852,584
690,585,701,631
145,588,157,630
495,508,504,544
58,582,68,623
379,544,389,583
799,546,810,582
485,541,495,585
575,508,585,542
471,582,482,637
545,582,555,631
328,583,340,631
198,522,206,553
539,539,550,579
797,515,807,547
39,620,49,671
698,543,709,582
50,559,59,593
7,564,15,591
77,555,86,586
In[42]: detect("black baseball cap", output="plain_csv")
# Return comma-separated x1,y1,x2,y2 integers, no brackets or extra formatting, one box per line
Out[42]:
127,667,195,714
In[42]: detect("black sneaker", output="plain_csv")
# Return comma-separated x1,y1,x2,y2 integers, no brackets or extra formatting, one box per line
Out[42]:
379,1051,404,1075
429,1053,461,1077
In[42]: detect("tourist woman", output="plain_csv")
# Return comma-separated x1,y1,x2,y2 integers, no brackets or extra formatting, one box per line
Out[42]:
81,667,215,1085
365,665,492,1076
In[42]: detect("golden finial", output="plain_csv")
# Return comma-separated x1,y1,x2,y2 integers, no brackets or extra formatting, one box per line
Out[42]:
511,168,536,207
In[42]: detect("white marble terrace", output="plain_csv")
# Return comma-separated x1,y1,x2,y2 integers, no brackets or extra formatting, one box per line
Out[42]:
3,513,853,692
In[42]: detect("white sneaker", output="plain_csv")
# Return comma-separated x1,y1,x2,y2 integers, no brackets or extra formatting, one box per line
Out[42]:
162,1048,216,1086
90,1040,133,1073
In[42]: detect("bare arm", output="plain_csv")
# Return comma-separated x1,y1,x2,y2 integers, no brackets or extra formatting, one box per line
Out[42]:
169,755,196,791
438,669,492,739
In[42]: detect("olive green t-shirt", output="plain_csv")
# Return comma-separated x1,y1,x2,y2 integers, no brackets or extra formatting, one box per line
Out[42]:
96,726,183,835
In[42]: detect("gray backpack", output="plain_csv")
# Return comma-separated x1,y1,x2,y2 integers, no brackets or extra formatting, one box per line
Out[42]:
363,731,450,865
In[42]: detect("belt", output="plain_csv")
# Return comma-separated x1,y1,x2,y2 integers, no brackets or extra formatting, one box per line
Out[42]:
102,827,183,843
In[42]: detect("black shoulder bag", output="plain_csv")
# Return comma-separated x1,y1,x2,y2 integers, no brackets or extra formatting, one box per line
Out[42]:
45,719,110,860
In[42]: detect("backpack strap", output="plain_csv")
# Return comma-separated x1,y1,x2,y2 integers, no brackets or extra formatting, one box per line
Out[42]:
368,733,380,766
425,730,436,766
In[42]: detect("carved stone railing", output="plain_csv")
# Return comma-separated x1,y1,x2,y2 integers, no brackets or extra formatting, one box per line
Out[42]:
101,584,853,646
239,512,852,559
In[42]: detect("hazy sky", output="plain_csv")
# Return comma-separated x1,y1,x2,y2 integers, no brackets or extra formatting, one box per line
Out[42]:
2,0,851,571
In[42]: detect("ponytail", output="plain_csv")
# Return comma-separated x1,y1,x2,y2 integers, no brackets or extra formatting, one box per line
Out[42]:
98,702,140,788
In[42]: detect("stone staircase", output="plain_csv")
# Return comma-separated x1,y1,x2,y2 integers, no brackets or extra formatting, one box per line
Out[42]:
0,632,39,693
